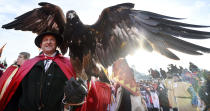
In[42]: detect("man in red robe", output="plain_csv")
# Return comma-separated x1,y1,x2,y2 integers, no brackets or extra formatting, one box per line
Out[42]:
0,32,76,111
0,52,30,111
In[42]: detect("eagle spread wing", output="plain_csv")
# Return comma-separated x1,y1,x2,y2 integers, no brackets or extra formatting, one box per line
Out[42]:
2,2,66,35
2,2,210,72
90,3,210,68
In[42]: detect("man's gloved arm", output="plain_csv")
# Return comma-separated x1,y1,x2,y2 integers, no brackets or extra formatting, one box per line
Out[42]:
63,78,87,106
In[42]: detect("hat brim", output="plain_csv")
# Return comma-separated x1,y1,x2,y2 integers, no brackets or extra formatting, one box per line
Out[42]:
35,32,63,48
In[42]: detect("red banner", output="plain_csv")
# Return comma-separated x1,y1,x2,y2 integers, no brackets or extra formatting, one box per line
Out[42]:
112,58,139,96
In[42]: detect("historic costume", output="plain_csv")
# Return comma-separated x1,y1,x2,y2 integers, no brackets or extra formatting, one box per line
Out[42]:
0,65,19,110
164,79,178,110
150,90,160,110
157,83,170,111
0,52,75,111
199,73,210,111
0,65,18,96
173,81,198,111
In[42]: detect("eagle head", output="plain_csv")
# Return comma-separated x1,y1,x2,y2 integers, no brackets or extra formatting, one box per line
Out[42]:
66,10,80,23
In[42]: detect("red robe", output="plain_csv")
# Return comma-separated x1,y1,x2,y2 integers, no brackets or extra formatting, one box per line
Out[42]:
0,65,18,95
0,54,75,111
76,80,111,111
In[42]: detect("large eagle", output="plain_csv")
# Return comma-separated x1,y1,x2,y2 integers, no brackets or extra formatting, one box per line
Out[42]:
2,2,210,80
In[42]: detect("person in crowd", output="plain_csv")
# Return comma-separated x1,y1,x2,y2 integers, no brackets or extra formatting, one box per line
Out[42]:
144,86,154,111
160,68,167,79
0,51,30,111
150,86,160,111
173,75,199,111
199,72,210,111
164,75,178,111
157,82,170,111
0,32,76,111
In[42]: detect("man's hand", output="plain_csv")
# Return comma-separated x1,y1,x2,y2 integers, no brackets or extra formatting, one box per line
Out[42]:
63,78,87,105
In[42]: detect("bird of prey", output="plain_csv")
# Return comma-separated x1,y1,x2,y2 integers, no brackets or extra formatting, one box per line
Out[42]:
2,2,210,80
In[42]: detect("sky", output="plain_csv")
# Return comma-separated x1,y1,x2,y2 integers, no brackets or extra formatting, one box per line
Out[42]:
0,0,210,74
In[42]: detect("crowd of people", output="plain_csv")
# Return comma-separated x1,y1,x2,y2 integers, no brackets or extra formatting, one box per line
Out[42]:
138,63,210,111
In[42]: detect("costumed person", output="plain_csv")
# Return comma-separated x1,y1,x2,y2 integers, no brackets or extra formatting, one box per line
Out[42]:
108,81,117,111
164,75,178,111
144,86,153,111
173,75,199,111
150,87,160,111
160,68,167,79
199,71,210,111
0,51,30,111
157,82,170,111
0,32,76,111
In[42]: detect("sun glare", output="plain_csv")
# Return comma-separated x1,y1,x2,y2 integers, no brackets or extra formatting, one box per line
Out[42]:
126,49,187,74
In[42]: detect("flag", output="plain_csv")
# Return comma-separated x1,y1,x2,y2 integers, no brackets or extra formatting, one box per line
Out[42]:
0,44,6,58
112,58,139,96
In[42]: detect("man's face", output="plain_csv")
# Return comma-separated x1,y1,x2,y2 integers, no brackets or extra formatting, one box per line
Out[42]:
17,54,26,65
40,35,57,55
146,87,150,91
